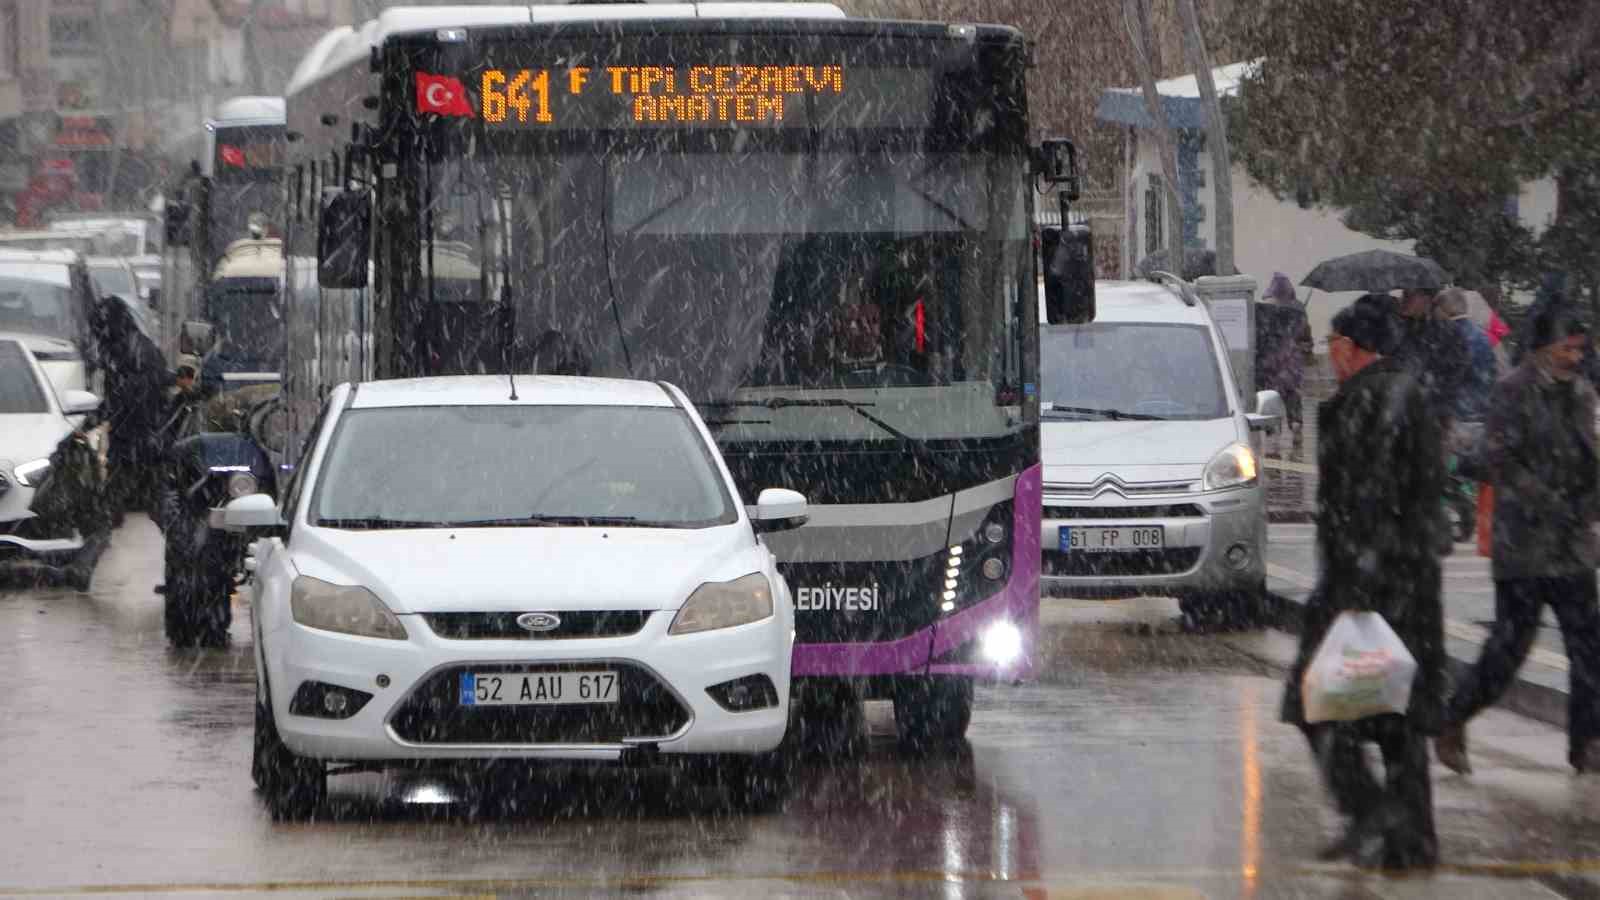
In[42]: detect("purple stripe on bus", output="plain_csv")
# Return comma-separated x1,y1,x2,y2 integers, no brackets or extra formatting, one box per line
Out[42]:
790,464,1043,679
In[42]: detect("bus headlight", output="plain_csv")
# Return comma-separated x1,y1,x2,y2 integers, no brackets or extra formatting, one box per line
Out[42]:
981,620,1023,665
227,472,259,499
1203,443,1258,491
670,573,773,635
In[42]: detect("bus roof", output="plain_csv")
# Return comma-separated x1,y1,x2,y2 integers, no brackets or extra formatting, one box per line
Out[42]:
211,96,286,128
213,239,284,280
287,3,846,97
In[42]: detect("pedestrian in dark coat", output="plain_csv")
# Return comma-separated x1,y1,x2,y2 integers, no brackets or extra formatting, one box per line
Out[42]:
1437,305,1600,774
1392,288,1470,429
94,298,173,516
1281,293,1447,870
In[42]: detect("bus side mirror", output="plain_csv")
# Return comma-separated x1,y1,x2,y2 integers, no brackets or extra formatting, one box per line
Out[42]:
318,189,371,289
146,287,160,311
180,320,214,355
1041,225,1096,325
1036,138,1080,201
164,202,190,247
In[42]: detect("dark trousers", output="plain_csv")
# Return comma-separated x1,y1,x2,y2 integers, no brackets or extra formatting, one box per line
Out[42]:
1303,715,1437,866
1447,573,1600,763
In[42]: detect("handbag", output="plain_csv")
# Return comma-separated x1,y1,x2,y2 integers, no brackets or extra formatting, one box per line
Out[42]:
1301,611,1418,723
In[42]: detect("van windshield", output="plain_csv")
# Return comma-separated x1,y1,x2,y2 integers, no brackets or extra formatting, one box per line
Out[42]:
1040,323,1230,421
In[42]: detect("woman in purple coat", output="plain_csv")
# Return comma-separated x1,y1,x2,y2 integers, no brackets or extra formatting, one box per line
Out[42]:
1256,272,1314,447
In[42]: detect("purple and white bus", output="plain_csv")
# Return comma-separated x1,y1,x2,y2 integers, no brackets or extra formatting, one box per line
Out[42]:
282,3,1089,745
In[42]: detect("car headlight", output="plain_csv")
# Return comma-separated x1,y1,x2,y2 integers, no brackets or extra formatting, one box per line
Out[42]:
227,472,258,499
13,458,51,488
669,573,773,635
290,576,408,640
1203,442,1258,491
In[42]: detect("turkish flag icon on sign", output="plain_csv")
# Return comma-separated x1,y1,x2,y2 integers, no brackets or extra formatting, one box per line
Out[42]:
219,145,246,167
415,73,475,117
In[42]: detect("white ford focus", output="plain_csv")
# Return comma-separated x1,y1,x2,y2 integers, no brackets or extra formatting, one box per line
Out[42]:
228,376,804,818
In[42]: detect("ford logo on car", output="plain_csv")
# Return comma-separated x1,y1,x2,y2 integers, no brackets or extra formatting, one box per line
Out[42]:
516,612,562,633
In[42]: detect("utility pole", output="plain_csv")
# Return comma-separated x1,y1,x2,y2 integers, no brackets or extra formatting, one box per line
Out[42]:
1123,0,1185,273
1176,0,1234,276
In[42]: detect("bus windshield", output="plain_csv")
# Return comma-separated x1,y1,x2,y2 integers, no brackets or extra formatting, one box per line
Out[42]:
209,124,284,257
404,32,1033,444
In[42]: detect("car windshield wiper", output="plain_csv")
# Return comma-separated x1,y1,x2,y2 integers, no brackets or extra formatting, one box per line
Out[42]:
525,515,687,528
316,517,447,530
1042,405,1166,421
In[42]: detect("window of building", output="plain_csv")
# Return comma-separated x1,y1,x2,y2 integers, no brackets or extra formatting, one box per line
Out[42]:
50,15,96,57
1144,174,1164,255
0,2,16,79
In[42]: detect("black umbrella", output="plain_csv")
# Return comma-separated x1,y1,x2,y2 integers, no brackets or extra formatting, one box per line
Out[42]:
1300,250,1450,293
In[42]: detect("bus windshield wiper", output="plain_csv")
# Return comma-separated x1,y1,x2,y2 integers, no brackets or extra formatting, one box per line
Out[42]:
695,397,957,476
1042,405,1166,421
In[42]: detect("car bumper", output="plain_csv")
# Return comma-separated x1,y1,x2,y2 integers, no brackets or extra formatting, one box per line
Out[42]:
265,610,792,763
1039,486,1266,598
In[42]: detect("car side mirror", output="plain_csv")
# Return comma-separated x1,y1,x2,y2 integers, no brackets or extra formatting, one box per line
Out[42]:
751,488,808,534
1042,224,1096,325
180,320,213,355
1248,389,1286,433
222,493,282,533
60,390,100,415
318,188,371,289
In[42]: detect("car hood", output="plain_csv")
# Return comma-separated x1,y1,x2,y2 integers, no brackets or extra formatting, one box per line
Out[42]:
290,524,764,614
0,414,71,469
1042,417,1242,484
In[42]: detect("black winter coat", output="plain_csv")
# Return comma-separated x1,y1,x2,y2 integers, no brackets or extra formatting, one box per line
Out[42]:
1281,358,1448,732
1391,315,1469,424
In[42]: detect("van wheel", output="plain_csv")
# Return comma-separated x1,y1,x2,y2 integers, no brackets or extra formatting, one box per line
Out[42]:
1180,588,1265,631
894,676,973,750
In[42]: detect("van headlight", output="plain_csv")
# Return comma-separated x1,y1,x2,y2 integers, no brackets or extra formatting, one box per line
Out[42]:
290,576,408,640
13,458,51,488
1203,442,1258,491
669,573,773,635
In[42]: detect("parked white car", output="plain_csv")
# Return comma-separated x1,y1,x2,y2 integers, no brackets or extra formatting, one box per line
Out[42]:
1038,279,1283,626
0,249,99,396
231,375,805,818
0,338,102,586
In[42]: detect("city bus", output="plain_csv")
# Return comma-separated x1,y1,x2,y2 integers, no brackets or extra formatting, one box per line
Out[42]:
278,4,1090,745
160,96,287,366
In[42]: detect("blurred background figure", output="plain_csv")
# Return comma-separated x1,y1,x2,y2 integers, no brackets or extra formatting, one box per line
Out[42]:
1255,272,1313,451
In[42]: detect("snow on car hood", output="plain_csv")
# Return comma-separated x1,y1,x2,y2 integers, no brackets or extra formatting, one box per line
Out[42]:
1042,417,1242,484
290,524,763,614
0,413,72,471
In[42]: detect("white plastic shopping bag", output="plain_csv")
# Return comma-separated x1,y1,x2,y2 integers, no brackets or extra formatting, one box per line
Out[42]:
1301,611,1417,723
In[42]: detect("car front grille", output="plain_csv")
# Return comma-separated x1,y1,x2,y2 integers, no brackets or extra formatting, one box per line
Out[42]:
1041,547,1202,577
388,662,690,745
1043,503,1206,520
421,611,653,640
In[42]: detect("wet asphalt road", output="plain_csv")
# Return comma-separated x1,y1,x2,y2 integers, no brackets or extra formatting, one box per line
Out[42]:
4,517,1600,898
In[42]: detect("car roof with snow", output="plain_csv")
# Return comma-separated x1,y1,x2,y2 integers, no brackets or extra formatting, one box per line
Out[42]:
1040,279,1214,328
347,375,678,410
0,249,80,283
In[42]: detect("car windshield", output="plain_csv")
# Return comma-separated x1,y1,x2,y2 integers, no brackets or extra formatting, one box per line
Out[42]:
1040,322,1230,421
312,404,736,529
0,275,77,341
89,263,136,298
0,341,49,414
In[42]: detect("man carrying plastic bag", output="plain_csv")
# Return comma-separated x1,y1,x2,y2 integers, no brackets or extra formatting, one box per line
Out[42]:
1280,294,1448,870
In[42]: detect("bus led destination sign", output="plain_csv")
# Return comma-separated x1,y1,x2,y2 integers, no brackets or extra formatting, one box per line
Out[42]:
478,64,846,127
414,61,931,130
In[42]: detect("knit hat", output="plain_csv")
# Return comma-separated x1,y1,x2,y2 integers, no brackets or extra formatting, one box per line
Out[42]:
1528,304,1589,351
1330,294,1397,354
